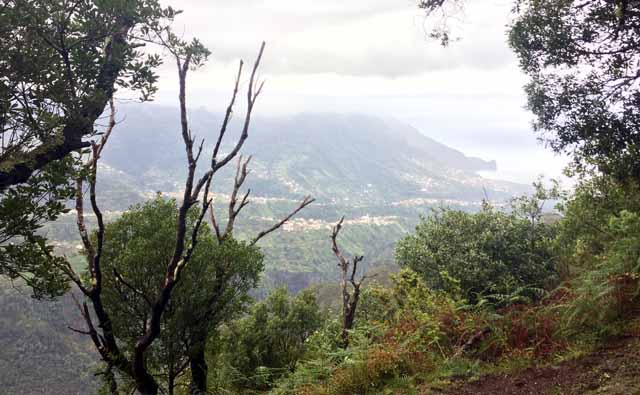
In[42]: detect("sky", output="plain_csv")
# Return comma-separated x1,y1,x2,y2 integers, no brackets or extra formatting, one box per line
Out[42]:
150,0,570,185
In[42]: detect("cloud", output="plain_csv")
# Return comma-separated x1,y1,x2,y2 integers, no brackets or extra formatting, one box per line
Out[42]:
146,0,568,184
165,0,517,78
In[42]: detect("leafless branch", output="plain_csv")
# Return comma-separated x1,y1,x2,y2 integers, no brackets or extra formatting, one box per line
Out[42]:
71,97,132,380
68,326,92,335
212,41,265,173
251,196,315,246
131,42,268,392
331,216,348,268
331,216,367,347
212,61,243,166
113,269,153,307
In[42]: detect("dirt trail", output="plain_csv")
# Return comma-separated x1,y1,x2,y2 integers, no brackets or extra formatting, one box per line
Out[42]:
425,335,640,395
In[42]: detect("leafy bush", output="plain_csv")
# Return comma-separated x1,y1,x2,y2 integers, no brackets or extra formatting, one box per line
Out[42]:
553,176,640,335
396,201,558,304
215,287,325,391
563,210,640,333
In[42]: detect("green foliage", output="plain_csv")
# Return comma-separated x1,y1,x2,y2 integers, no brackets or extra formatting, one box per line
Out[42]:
0,158,76,298
555,177,640,335
215,287,324,391
0,0,181,297
566,210,640,332
396,196,558,304
271,269,458,395
508,0,640,182
554,175,640,273
97,196,263,393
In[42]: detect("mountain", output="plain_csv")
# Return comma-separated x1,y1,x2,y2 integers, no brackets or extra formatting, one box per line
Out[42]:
47,104,530,290
0,283,98,394
99,105,523,207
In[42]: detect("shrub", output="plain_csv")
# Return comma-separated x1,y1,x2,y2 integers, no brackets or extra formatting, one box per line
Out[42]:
563,210,640,334
396,202,558,304
216,287,325,391
553,176,640,335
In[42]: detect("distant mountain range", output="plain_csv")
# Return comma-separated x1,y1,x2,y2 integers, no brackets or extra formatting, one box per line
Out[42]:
98,104,527,207
47,104,531,290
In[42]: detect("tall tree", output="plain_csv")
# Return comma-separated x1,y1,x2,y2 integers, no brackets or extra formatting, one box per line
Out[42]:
508,0,640,183
0,0,176,298
65,39,268,394
68,35,314,394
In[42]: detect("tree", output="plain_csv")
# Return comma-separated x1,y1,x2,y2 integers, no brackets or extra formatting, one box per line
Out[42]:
0,0,175,298
64,39,268,394
0,157,75,298
65,34,314,393
396,201,558,305
218,287,324,391
508,0,640,183
97,197,263,395
330,217,368,348
93,172,312,395
0,0,169,188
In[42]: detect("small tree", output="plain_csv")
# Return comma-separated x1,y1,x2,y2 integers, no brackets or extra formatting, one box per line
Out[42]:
331,217,368,347
96,197,263,394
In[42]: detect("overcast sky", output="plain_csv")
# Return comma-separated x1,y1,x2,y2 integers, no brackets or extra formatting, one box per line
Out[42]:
150,0,570,185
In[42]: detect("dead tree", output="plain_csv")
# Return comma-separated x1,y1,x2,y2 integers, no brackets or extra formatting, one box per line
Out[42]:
64,40,315,395
62,42,270,395
331,217,367,348
181,155,314,395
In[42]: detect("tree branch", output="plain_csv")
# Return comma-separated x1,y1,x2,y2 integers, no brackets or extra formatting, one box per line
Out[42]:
251,196,315,246
0,17,135,189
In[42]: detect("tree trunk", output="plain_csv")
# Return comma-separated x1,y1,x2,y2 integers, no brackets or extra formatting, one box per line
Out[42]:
189,347,208,395
135,378,159,395
341,290,360,348
168,371,177,395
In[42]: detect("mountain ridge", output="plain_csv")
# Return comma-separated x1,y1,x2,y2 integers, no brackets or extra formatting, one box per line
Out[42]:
99,104,527,209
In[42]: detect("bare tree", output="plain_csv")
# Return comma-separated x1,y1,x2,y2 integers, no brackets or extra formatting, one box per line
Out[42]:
63,41,268,395
183,154,313,395
65,39,315,394
331,217,368,348
209,155,315,247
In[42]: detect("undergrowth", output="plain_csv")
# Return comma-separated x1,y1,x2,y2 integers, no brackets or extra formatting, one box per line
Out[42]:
268,264,640,395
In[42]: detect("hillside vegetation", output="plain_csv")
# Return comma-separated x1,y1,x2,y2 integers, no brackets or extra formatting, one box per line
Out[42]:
44,108,527,291
2,0,640,393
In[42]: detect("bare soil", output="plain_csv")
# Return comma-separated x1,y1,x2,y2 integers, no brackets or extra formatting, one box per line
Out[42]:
424,335,640,395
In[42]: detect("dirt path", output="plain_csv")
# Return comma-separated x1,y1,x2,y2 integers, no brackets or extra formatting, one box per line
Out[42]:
424,335,640,395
